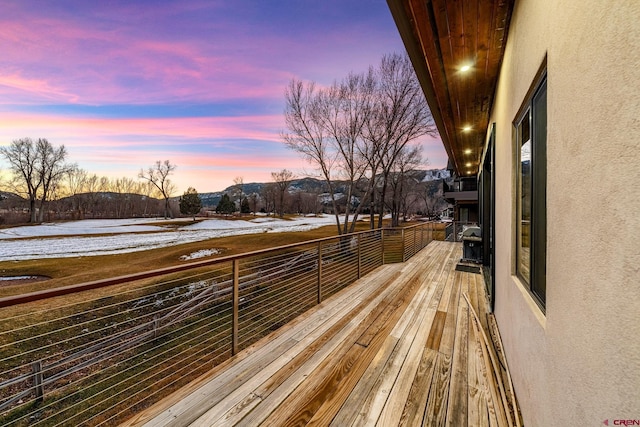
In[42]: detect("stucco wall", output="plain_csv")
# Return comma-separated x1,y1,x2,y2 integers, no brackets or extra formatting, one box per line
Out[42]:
489,0,640,425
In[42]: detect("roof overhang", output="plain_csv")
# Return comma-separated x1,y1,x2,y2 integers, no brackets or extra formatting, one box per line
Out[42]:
387,0,514,176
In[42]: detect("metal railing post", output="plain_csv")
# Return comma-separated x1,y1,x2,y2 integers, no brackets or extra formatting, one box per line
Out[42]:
381,229,386,264
401,228,406,262
317,242,323,304
413,227,417,256
357,235,362,279
232,259,239,356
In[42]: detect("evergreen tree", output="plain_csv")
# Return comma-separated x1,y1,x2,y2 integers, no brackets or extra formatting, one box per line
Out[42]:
216,193,235,215
179,187,202,220
240,197,251,214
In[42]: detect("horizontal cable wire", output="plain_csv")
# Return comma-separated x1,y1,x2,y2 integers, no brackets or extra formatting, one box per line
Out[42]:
6,299,233,425
46,314,233,426
0,223,435,425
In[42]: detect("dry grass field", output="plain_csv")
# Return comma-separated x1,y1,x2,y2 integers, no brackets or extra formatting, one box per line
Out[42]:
0,219,385,299
0,219,448,425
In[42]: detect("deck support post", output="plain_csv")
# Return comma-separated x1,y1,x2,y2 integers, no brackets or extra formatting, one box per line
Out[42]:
402,228,406,262
381,229,385,264
232,259,239,356
32,361,44,403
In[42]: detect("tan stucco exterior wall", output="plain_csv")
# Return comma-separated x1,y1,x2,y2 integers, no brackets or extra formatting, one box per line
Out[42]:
488,0,640,425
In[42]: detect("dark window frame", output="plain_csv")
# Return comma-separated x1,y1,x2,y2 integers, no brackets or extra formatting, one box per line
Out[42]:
514,67,547,311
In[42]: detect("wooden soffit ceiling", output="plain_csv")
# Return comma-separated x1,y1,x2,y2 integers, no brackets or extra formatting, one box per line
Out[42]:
388,0,514,176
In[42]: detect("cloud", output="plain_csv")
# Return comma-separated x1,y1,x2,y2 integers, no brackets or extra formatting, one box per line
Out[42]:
0,111,285,143
0,110,303,192
0,74,80,103
0,0,448,193
0,0,405,106
0,4,301,106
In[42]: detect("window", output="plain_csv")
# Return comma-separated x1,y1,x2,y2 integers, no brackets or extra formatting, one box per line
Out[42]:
515,74,547,309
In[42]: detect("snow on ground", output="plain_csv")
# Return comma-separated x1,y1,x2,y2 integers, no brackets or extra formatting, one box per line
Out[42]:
0,218,189,239
179,248,222,261
0,216,337,262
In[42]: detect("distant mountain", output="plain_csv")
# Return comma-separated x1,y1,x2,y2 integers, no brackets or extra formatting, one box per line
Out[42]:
0,168,450,209
196,177,330,207
419,168,451,182
194,168,449,207
0,191,26,205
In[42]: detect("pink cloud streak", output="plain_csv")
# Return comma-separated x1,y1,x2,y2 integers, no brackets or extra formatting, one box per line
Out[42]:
0,112,285,145
0,111,303,192
0,13,296,106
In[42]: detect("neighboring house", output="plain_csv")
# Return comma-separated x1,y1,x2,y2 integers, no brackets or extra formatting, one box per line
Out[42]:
388,0,640,426
443,172,478,223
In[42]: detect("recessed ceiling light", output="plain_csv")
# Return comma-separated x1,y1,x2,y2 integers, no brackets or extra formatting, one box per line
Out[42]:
462,126,472,132
464,148,472,155
460,65,471,72
465,162,472,167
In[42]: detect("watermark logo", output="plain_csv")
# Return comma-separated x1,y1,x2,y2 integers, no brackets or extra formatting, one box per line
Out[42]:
603,420,640,426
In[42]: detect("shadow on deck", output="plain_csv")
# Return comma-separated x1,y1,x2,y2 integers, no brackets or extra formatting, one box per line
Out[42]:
123,241,520,427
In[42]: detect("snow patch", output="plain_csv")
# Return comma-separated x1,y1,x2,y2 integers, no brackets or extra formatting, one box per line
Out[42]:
0,276,39,281
0,215,337,261
180,249,221,261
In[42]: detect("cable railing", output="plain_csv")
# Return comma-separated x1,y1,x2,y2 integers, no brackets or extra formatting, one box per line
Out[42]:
0,222,436,426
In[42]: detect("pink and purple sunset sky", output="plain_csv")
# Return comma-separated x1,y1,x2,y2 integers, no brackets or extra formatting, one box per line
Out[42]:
0,0,447,193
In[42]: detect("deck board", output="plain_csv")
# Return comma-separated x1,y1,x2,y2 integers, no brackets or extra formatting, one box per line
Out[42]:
446,269,469,426
121,241,519,427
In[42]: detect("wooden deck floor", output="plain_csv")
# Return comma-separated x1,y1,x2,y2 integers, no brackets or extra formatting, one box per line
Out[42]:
123,241,520,427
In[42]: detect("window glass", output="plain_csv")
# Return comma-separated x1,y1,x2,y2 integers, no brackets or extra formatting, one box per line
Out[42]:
517,110,531,285
531,80,547,303
515,74,546,309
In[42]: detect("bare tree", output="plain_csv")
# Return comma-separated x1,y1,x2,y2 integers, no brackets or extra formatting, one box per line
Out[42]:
1,138,41,222
65,168,89,219
82,173,100,218
283,73,375,234
271,169,294,218
233,176,243,214
261,183,278,216
387,144,423,226
139,179,156,217
138,160,176,219
0,138,74,223
248,193,260,215
320,71,376,233
99,176,110,192
365,53,438,228
36,139,76,222
284,53,436,233
111,177,138,218
417,179,447,219
284,80,341,227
